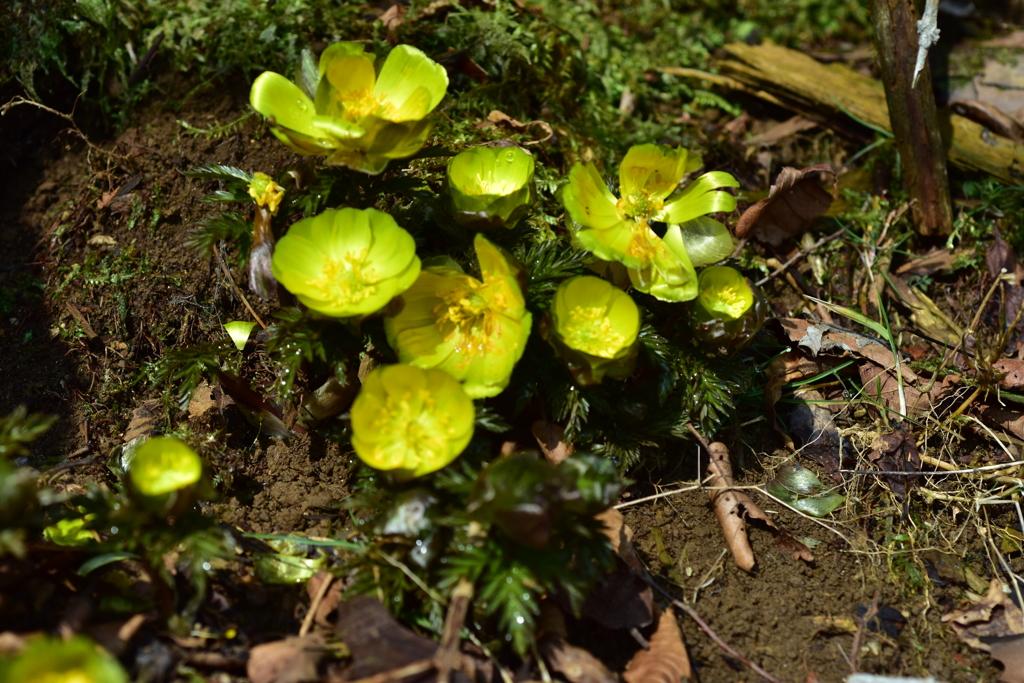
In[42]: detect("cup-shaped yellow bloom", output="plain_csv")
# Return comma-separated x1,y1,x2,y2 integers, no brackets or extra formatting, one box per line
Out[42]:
447,145,536,229
250,42,449,175
272,207,421,318
3,636,128,683
351,364,475,478
689,265,769,351
248,172,285,215
384,235,532,398
129,437,203,498
544,276,640,384
562,144,739,301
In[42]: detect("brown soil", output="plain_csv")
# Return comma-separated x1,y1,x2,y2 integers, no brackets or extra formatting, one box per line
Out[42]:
1,91,1007,682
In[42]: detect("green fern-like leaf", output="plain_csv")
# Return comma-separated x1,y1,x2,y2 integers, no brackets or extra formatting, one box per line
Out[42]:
185,211,252,265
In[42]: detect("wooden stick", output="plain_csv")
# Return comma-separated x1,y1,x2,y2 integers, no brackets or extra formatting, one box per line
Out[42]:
869,0,953,236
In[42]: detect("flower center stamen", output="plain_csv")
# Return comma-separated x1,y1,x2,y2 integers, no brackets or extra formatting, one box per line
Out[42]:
309,249,377,307
341,89,395,121
563,306,626,358
616,190,664,221
372,390,451,469
433,279,503,361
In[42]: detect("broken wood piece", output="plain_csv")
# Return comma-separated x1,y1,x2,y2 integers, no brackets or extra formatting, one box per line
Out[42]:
869,0,953,235
669,41,1024,185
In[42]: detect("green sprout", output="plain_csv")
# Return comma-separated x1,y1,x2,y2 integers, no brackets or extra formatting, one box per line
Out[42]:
0,635,128,683
271,207,421,318
562,144,738,302
446,145,536,229
223,320,257,350
542,275,640,385
247,172,286,301
249,42,449,175
688,265,768,351
385,235,532,398
350,364,475,479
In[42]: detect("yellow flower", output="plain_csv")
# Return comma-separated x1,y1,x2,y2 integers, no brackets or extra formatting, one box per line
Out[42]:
544,276,640,384
447,145,536,229
3,636,128,683
129,437,203,498
250,42,449,175
247,172,285,215
562,144,738,301
698,265,754,320
271,207,421,318
384,235,532,398
688,265,768,351
351,364,474,478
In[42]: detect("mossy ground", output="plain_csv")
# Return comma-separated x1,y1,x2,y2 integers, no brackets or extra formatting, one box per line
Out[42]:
2,1,1023,681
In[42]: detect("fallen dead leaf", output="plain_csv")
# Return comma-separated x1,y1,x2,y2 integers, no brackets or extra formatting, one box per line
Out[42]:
707,441,813,571
734,164,836,245
786,390,850,480
990,633,1024,683
996,359,1024,391
335,595,437,680
987,226,1024,344
865,428,921,499
744,115,818,147
895,247,959,277
978,405,1024,442
474,110,553,144
247,633,325,683
538,602,616,683
123,399,163,443
583,508,653,630
307,571,343,631
622,606,691,683
942,579,1024,651
775,317,956,416
532,420,574,465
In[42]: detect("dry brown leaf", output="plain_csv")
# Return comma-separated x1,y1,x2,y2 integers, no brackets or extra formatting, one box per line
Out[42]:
707,441,812,572
978,405,1024,441
532,421,574,465
895,247,959,277
775,317,955,415
942,579,1024,651
763,347,840,448
474,110,553,144
734,164,836,245
995,359,1024,391
987,227,1024,343
744,115,818,147
623,606,691,683
247,634,325,683
583,509,653,629
539,632,616,683
306,571,343,631
865,428,921,498
123,399,163,443
336,596,437,680
991,634,1024,683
